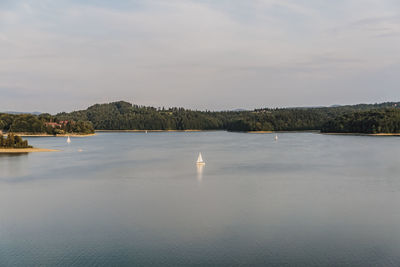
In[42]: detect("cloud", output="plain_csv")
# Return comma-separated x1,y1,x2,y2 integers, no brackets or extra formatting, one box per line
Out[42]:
330,15,400,38
0,0,400,112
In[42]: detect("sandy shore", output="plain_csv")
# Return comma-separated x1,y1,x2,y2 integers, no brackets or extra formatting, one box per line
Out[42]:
97,130,318,134
95,130,211,132
247,131,274,133
3,133,95,137
0,148,60,153
370,133,400,136
246,130,320,134
321,132,400,136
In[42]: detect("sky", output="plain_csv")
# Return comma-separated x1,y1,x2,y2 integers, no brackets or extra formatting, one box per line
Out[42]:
1,0,400,113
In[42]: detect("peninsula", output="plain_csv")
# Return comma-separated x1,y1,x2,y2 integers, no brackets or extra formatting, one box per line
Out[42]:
0,133,58,153
0,113,94,136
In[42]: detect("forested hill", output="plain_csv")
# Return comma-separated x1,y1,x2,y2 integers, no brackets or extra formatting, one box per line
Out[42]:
56,101,226,130
321,108,400,134
55,101,400,132
0,113,94,135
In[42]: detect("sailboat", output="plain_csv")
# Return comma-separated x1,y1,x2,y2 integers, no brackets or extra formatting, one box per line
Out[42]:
196,153,205,165
274,134,278,141
67,136,71,144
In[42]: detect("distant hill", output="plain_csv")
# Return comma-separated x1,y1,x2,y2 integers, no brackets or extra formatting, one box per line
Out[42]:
231,108,248,112
3,111,42,115
322,108,400,134
56,101,224,130
3,101,400,133
55,100,400,132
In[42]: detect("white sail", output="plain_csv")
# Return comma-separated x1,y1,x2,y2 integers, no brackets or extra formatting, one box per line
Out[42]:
274,134,278,141
196,153,205,164
67,136,71,144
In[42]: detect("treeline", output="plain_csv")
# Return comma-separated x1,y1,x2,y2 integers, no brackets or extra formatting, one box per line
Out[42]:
0,133,31,148
3,101,399,134
56,101,226,130
55,100,400,133
321,108,400,134
226,108,334,131
0,113,94,135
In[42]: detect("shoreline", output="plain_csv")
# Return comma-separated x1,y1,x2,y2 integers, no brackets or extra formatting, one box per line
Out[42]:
3,133,95,137
6,130,398,136
246,130,320,133
321,132,400,136
95,129,217,133
0,148,60,153
96,130,319,134
247,131,273,134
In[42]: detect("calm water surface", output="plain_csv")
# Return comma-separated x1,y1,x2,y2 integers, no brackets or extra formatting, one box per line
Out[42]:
1,132,400,266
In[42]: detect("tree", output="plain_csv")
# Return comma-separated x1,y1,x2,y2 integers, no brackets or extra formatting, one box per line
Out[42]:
0,133,31,148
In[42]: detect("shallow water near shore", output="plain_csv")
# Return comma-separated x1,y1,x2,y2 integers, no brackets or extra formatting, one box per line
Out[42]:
1,132,400,266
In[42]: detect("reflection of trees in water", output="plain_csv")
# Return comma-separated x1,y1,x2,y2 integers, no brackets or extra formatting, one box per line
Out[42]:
0,153,29,157
0,153,29,180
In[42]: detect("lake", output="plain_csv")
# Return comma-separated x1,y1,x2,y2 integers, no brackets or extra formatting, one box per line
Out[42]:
1,132,400,266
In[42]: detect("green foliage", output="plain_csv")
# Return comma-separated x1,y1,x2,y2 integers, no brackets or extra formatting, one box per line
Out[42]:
0,133,31,148
0,114,15,131
10,114,44,133
321,108,400,134
54,101,400,132
2,101,400,134
56,101,225,130
0,113,94,135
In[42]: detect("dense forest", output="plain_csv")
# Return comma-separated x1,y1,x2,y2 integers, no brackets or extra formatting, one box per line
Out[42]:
56,101,225,130
321,108,400,134
2,101,400,134
55,100,400,133
0,113,94,135
0,133,31,148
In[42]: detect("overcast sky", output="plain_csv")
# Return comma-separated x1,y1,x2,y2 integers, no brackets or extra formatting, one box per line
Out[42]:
1,0,400,113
